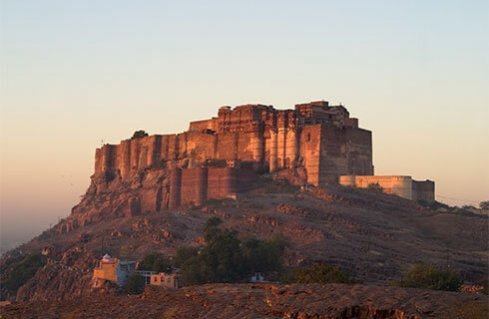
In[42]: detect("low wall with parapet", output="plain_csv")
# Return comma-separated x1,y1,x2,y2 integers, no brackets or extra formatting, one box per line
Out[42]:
338,175,435,202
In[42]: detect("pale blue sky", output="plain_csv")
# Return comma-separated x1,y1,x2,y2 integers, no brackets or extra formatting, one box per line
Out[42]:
1,0,488,250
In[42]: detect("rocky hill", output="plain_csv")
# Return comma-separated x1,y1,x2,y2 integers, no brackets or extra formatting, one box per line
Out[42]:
2,283,487,319
0,166,487,303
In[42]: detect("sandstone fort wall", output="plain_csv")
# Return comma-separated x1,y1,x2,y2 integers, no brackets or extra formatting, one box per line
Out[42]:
91,101,433,206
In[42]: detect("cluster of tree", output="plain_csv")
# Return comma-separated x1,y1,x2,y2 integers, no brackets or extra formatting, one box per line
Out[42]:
282,262,353,284
132,217,283,290
137,252,172,273
1,254,46,291
397,263,462,292
173,217,284,285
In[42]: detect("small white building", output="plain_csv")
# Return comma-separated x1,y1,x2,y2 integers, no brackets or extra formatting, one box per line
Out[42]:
250,272,267,283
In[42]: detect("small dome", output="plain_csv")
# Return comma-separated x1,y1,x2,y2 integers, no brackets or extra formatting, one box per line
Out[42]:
102,254,111,262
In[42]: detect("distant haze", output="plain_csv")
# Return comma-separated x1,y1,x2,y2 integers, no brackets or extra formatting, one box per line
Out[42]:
1,1,488,252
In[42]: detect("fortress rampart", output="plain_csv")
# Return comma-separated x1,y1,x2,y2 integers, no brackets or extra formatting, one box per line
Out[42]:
90,100,434,208
94,101,374,187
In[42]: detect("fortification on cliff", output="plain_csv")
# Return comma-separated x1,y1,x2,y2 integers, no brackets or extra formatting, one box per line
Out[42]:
91,101,434,210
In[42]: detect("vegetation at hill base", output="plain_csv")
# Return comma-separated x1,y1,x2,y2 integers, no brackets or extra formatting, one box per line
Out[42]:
397,263,462,292
480,200,489,210
125,274,145,294
282,262,353,284
418,199,489,216
139,218,356,287
0,254,46,292
137,253,172,273
174,217,284,285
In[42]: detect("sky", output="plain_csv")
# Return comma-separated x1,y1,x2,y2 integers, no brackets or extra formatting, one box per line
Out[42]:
1,0,488,251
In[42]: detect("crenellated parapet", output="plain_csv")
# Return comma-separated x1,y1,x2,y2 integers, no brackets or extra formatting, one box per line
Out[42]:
94,101,373,187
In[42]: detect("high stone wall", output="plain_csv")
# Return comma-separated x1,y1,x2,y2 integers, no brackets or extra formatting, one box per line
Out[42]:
93,101,374,190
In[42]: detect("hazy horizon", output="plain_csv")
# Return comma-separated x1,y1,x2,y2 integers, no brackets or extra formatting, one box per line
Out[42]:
1,1,488,253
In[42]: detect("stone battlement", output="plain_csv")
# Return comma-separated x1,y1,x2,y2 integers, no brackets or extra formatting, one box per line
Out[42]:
94,101,374,186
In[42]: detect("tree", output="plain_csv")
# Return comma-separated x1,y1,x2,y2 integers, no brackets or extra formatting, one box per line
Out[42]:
131,130,148,139
242,238,283,274
203,217,223,240
399,263,462,291
199,227,245,283
125,274,145,294
174,246,200,268
137,253,172,273
480,201,489,210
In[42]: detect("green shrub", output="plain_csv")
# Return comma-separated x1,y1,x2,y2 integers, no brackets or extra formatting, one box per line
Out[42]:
1,254,46,291
399,263,462,291
137,253,172,273
284,262,352,284
131,130,148,139
367,183,383,192
125,274,145,294
242,238,283,274
174,246,200,268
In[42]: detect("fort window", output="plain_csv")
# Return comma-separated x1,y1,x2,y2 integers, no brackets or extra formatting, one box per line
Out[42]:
307,133,311,142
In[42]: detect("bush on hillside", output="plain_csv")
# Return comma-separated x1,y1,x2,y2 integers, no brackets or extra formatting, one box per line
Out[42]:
367,183,383,192
398,263,462,291
125,274,145,294
1,254,46,291
283,262,352,284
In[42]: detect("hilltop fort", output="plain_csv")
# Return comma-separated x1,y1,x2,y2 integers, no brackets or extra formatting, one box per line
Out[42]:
4,102,488,309
90,101,433,215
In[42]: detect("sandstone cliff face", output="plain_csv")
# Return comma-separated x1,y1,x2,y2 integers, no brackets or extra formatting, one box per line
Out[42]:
69,167,171,227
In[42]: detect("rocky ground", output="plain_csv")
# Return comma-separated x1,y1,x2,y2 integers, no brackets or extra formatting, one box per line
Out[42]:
1,174,488,302
1,283,487,319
